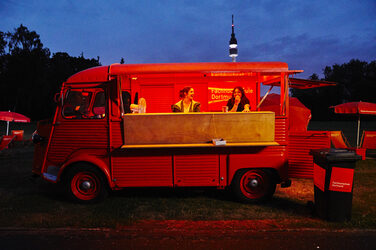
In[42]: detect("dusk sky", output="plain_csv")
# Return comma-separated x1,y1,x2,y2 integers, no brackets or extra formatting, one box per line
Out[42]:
1,0,375,78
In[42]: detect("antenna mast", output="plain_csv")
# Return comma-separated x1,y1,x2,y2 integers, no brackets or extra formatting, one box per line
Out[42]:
229,14,238,62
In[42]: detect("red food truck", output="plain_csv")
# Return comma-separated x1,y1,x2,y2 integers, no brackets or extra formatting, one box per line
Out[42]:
32,62,332,203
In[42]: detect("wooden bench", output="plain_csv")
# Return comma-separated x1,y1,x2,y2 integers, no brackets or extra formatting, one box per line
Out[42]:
122,112,277,148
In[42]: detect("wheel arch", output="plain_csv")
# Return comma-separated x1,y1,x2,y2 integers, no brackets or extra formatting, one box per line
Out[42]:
62,161,110,203
58,152,113,189
231,167,278,203
230,167,280,186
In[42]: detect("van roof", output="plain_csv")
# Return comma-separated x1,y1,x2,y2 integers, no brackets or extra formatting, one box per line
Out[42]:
65,62,301,83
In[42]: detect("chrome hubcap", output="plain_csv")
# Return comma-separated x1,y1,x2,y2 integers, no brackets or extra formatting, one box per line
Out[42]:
249,179,258,188
80,181,92,191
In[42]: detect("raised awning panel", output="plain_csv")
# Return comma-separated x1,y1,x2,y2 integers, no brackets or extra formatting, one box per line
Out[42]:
263,77,336,89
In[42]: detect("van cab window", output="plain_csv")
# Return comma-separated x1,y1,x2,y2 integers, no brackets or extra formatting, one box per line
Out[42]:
122,91,131,114
62,91,92,119
93,91,106,118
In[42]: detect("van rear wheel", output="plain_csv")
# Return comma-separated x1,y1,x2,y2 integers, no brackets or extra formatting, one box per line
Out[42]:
232,169,276,203
65,164,108,203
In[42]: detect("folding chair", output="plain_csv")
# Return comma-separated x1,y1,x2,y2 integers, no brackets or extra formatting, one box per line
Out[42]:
361,131,376,150
330,131,351,148
0,135,16,151
330,131,366,160
11,130,24,141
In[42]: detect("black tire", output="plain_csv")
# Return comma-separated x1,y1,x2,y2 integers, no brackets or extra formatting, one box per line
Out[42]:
64,163,108,203
232,169,276,203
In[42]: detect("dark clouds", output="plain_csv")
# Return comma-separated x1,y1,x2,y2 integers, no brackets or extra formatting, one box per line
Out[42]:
0,0,375,78
242,32,376,78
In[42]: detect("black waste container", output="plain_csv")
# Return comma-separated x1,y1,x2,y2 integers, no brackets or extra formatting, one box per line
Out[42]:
311,148,361,222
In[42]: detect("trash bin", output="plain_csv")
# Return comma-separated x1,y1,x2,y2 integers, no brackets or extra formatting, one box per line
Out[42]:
311,148,361,222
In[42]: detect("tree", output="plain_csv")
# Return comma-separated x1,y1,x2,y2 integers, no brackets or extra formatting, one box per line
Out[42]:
0,32,6,76
6,24,45,53
323,59,376,103
0,25,101,120
291,59,376,120
0,32,6,55
0,25,50,119
309,73,319,80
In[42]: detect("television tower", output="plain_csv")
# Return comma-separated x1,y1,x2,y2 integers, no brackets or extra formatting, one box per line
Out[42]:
229,14,238,62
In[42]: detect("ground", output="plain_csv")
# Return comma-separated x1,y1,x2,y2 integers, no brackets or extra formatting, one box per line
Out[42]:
1,121,376,249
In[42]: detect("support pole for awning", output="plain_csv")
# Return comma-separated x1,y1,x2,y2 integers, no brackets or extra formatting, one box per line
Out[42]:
257,85,274,109
357,114,361,148
6,121,9,136
6,110,10,135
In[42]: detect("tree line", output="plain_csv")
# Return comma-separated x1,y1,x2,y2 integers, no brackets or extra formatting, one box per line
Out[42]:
0,25,101,121
291,59,376,120
1,25,375,121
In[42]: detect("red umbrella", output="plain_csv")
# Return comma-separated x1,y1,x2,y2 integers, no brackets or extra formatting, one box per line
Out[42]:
331,101,376,147
0,111,30,135
332,101,376,115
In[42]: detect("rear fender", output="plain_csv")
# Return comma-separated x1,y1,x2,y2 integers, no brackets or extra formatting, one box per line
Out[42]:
228,148,288,185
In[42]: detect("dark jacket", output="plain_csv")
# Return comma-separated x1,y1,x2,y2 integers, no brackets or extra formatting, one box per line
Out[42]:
171,100,201,112
227,97,250,112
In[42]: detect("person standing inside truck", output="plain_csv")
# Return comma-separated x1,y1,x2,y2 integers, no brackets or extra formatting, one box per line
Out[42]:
227,86,251,112
171,86,201,112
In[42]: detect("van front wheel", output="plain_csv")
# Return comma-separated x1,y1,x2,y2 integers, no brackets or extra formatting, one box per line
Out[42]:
232,169,276,203
65,164,108,203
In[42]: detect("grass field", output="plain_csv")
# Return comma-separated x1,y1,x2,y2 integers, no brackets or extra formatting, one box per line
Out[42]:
0,121,375,229
0,145,375,229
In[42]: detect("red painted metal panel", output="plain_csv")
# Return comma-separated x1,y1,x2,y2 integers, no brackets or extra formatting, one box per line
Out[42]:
288,131,330,179
228,146,288,184
219,155,227,187
112,156,173,187
110,121,123,148
47,120,108,164
66,66,109,83
174,155,219,186
275,117,288,144
140,85,174,113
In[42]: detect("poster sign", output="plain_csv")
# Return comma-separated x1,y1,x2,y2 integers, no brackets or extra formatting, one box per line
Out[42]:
208,87,233,105
329,167,354,192
208,86,254,111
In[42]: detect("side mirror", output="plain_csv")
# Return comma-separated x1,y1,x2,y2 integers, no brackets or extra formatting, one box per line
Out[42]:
54,93,61,104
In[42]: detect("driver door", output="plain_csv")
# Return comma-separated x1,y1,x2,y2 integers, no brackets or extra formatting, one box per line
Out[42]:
47,85,109,166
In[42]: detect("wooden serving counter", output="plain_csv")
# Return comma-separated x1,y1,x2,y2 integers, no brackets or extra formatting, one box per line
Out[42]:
122,112,276,148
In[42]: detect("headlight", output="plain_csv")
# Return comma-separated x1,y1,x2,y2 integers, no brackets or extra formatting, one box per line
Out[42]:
32,131,44,144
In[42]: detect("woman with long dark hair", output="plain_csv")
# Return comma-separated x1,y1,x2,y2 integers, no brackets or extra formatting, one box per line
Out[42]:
227,86,250,112
171,86,201,112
